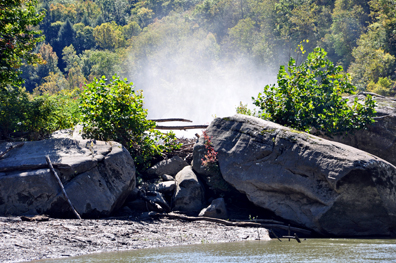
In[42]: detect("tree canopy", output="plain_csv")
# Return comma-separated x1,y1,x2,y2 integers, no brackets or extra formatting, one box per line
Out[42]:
0,0,45,88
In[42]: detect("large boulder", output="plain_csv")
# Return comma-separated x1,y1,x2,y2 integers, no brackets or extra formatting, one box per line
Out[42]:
325,93,396,166
194,114,396,237
144,156,188,179
172,166,204,214
0,138,136,218
199,197,228,219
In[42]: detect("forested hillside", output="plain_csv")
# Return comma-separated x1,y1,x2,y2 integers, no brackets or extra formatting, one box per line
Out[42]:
22,0,395,96
1,0,394,169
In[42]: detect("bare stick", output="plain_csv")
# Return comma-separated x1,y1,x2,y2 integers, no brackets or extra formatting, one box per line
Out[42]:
46,156,81,219
155,125,208,130
150,118,193,123
0,142,24,159
270,229,282,242
149,212,311,235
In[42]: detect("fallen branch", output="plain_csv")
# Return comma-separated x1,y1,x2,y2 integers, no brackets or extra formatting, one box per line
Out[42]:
138,190,171,213
149,212,311,235
150,118,193,123
0,142,24,159
46,156,81,220
155,125,208,130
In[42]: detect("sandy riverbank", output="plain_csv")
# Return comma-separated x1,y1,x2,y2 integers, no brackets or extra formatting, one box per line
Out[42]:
0,214,270,263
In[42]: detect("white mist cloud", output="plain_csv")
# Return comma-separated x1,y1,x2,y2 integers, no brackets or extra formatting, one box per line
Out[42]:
127,27,276,137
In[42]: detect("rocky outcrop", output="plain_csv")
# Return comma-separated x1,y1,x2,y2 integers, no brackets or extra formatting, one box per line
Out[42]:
0,138,136,218
326,93,396,166
172,166,204,214
145,156,188,179
199,197,228,219
194,114,396,237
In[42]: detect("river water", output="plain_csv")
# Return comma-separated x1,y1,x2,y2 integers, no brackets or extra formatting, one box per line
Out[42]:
36,239,396,263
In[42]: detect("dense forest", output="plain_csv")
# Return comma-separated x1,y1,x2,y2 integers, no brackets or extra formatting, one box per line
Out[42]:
21,0,396,96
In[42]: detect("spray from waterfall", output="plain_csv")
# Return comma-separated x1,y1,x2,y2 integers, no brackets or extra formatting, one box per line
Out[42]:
126,28,277,137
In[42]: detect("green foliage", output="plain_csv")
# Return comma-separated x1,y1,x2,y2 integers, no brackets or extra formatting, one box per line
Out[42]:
0,86,79,140
0,0,45,88
0,87,29,139
236,101,257,116
323,0,370,68
348,0,396,90
253,47,376,135
79,74,180,170
367,77,396,96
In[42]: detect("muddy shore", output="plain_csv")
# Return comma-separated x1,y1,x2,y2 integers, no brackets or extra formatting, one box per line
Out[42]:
0,214,270,263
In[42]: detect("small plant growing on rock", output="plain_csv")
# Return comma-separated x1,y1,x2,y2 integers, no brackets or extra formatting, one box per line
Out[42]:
201,130,219,172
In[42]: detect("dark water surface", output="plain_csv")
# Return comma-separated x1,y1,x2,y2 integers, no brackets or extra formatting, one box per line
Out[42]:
38,239,396,263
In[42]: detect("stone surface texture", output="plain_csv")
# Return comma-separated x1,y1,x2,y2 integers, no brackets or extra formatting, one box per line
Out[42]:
172,166,204,214
0,138,136,218
326,93,396,166
145,156,188,178
148,181,176,193
194,114,396,237
199,197,228,219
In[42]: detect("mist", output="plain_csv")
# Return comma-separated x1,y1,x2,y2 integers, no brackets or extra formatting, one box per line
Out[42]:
126,25,277,137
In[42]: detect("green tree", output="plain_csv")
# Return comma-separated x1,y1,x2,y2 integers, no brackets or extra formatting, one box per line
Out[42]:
93,21,125,49
0,0,45,88
79,74,180,170
253,47,376,135
53,19,76,71
348,0,396,89
324,0,370,68
74,25,96,53
0,0,46,139
21,43,62,92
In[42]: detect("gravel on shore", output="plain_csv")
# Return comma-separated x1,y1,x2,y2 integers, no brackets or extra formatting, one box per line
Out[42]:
0,215,270,263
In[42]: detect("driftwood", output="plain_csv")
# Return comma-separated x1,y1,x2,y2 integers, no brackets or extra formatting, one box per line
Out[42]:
270,229,282,242
20,215,50,222
0,142,24,159
155,125,208,130
149,212,311,235
46,156,81,220
283,233,301,243
138,190,171,213
150,118,193,123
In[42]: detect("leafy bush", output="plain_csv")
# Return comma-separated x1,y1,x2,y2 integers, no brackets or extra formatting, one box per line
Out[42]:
79,74,180,170
253,47,376,136
0,87,80,140
0,87,30,139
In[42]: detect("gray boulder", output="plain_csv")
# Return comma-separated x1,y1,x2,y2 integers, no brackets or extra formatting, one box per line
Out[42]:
172,166,204,214
324,93,396,167
193,143,233,194
194,115,396,237
0,138,136,218
161,174,175,181
145,156,188,179
148,181,176,193
199,197,228,219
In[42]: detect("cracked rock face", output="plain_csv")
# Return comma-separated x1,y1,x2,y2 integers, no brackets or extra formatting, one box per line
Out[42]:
324,93,396,167
194,115,396,237
0,138,136,218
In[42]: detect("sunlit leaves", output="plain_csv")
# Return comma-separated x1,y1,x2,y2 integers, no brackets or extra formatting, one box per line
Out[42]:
79,74,180,170
253,47,376,136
